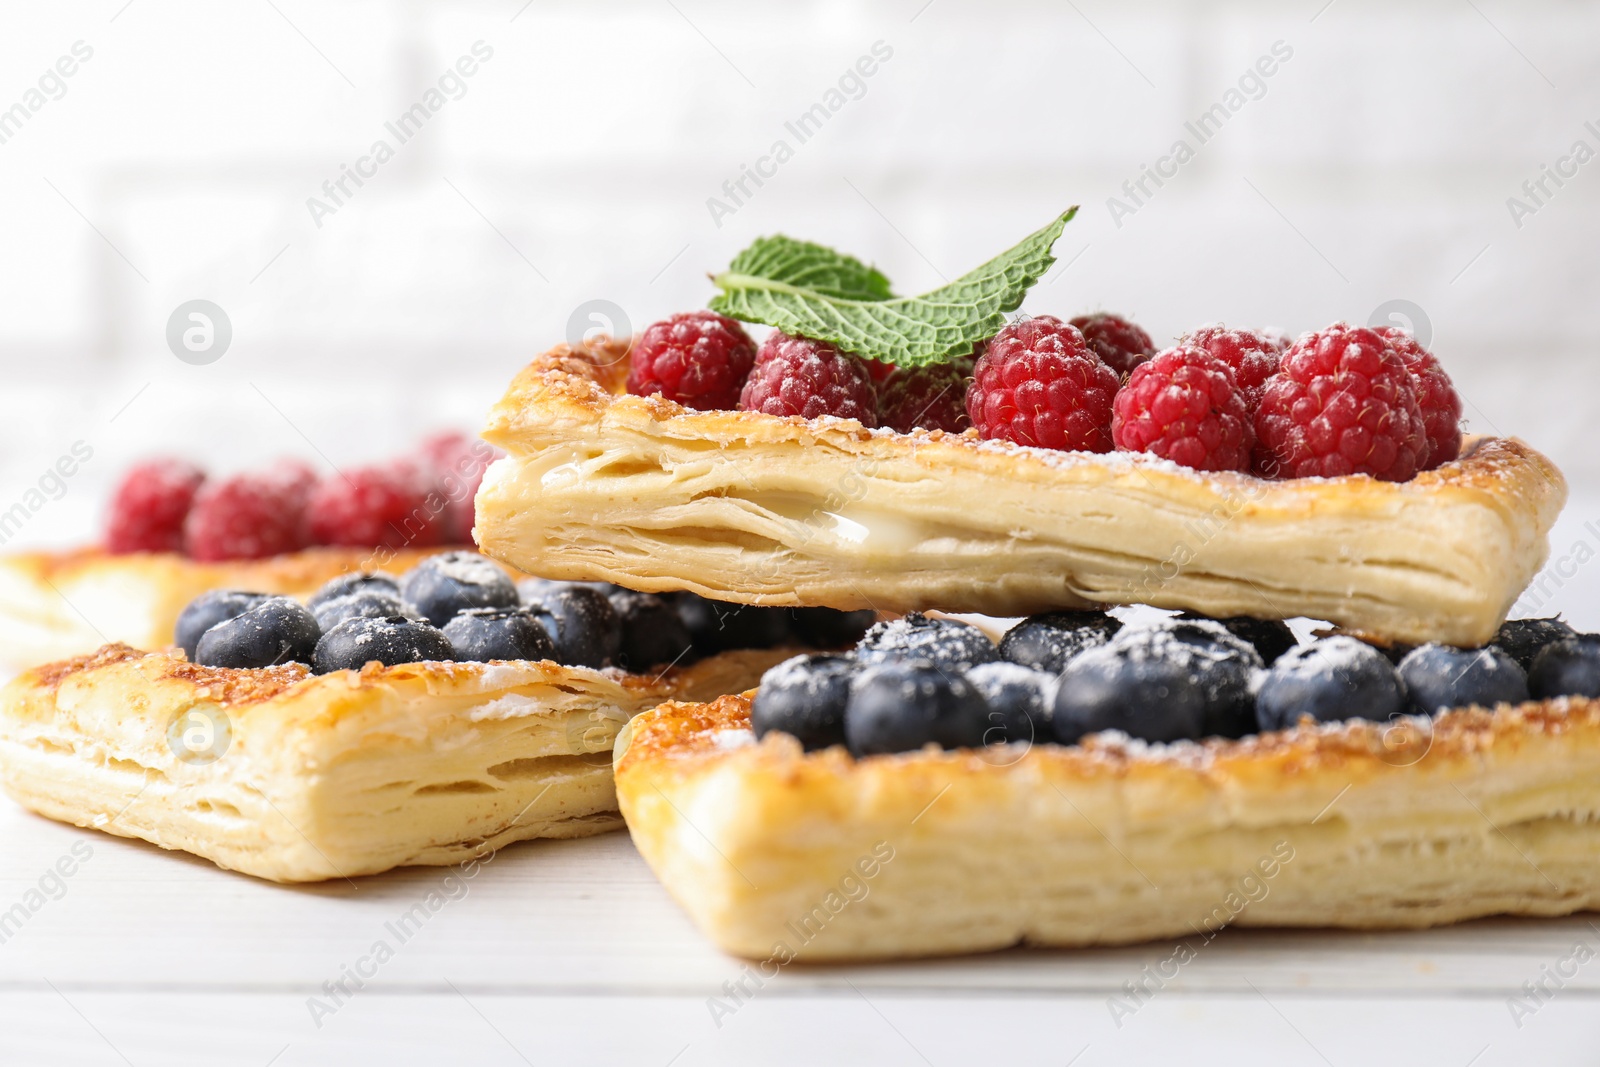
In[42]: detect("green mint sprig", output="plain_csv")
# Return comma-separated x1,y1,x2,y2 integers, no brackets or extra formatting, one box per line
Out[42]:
708,207,1077,367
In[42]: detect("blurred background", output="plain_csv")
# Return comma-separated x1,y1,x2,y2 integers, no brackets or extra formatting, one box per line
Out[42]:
0,0,1595,614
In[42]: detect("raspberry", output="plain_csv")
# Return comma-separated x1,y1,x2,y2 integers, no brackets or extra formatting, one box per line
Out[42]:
627,310,757,410
1069,313,1156,376
1180,325,1282,409
265,457,318,509
965,316,1118,452
105,459,206,554
863,359,898,383
417,430,504,543
306,463,442,550
1112,347,1254,472
878,360,972,434
1253,323,1426,481
184,472,309,561
1375,327,1463,469
738,333,879,424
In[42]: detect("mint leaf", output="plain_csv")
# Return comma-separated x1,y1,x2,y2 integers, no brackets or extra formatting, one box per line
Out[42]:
719,236,892,301
708,207,1077,367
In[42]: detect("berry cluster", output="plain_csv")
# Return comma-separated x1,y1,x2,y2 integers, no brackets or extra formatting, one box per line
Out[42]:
753,610,1600,758
627,310,1465,482
106,431,502,561
175,550,875,675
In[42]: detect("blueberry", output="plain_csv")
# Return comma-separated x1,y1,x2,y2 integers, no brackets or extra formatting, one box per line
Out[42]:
175,589,268,660
999,611,1122,673
1053,644,1207,744
674,593,792,654
1105,619,1263,738
194,596,320,669
312,589,412,631
307,571,400,610
517,577,621,604
312,615,455,674
1528,636,1600,699
844,661,992,756
1397,644,1529,714
442,607,557,663
787,607,876,649
523,586,621,668
1178,612,1298,664
608,590,694,672
1255,636,1407,731
855,613,999,675
751,653,857,751
399,552,518,626
1491,617,1577,672
965,661,1054,746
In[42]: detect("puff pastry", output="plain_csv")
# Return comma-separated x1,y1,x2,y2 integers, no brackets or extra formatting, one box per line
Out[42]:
615,691,1600,961
475,340,1565,647
0,546,489,671
0,643,790,882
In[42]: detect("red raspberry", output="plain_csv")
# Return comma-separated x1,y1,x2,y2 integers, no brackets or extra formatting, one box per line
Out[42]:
965,316,1118,452
878,360,973,434
1069,313,1156,376
105,459,206,554
863,359,898,383
265,457,318,509
1112,347,1253,472
1253,323,1426,481
627,311,757,410
416,430,504,544
184,472,309,561
1375,327,1462,470
738,333,879,424
305,463,442,550
1181,325,1282,409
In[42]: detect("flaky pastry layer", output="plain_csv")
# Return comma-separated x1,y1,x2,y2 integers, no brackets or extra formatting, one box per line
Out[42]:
0,545,484,672
616,692,1600,961
476,339,1565,646
0,643,791,882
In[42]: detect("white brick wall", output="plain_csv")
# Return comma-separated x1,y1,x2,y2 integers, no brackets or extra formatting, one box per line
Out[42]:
0,0,1596,556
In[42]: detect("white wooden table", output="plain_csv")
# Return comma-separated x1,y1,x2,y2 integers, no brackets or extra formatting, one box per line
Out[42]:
4,501,1599,1067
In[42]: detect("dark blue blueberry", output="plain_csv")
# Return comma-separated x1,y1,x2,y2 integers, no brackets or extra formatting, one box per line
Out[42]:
1398,644,1529,714
522,586,621,669
965,661,1054,746
608,590,694,672
999,611,1122,673
844,660,992,756
751,653,857,751
1104,619,1263,739
175,589,268,660
1178,612,1298,664
307,571,400,610
673,593,792,654
517,577,622,604
855,613,999,675
312,615,455,674
399,552,518,626
1255,636,1407,731
442,607,557,663
194,596,320,669
1491,617,1577,672
1528,636,1600,699
311,589,411,631
787,607,876,649
1053,643,1207,744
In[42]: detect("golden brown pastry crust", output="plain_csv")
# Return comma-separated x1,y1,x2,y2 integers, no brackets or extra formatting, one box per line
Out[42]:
615,692,1600,961
0,643,793,882
476,339,1566,646
0,545,495,670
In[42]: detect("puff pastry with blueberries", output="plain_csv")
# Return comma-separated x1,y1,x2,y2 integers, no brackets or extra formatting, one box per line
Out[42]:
615,689,1600,961
0,643,789,882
